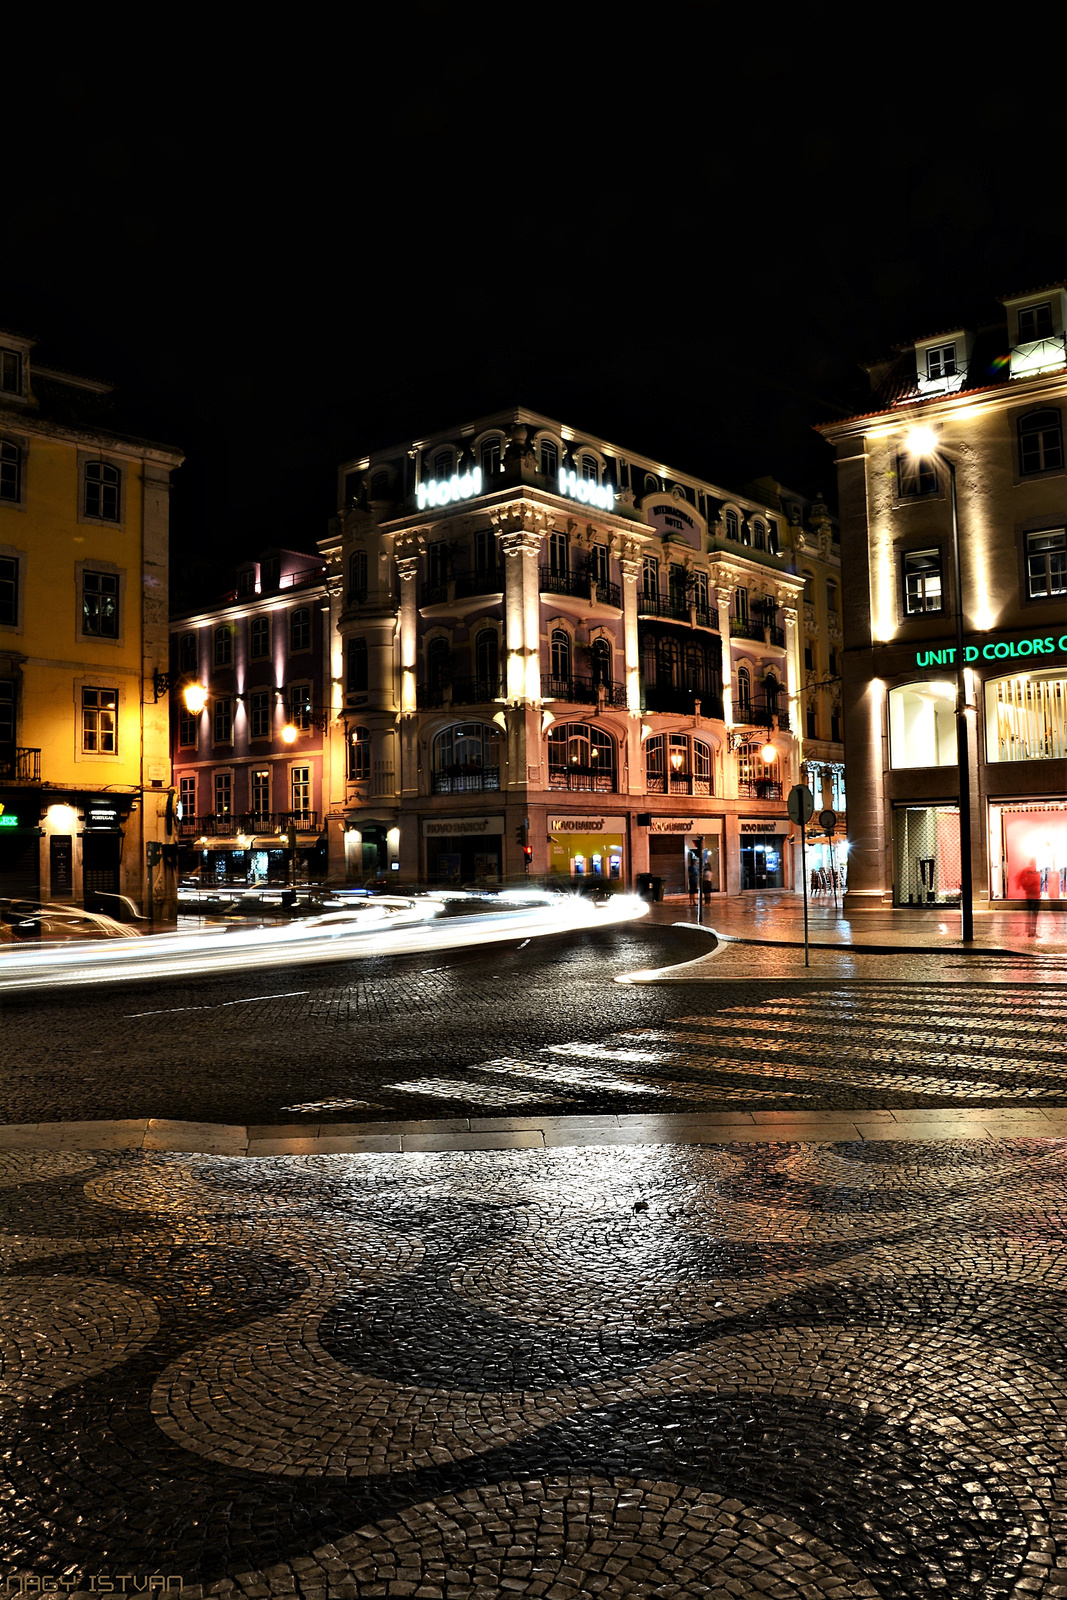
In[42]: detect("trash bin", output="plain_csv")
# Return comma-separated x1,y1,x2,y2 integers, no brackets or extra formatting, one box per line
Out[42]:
636,873,663,903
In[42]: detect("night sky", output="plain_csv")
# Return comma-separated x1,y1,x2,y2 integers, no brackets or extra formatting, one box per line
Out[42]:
4,23,1064,605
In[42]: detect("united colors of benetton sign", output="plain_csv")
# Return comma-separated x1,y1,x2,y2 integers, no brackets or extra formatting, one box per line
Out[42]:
915,628,1067,669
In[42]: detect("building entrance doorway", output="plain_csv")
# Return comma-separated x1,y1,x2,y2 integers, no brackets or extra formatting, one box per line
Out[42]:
82,831,120,909
740,838,784,890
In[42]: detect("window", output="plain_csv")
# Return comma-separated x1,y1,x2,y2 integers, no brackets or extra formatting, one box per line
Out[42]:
644,474,658,495
178,632,197,673
1019,303,1053,342
1019,410,1064,475
250,689,271,738
347,637,368,693
804,644,814,672
581,455,598,482
736,665,752,713
481,438,501,478
739,519,751,546
213,697,233,743
348,725,371,782
691,570,709,614
0,350,21,394
427,542,449,586
903,549,943,614
826,578,838,612
214,772,232,816
213,625,232,666
897,452,938,498
763,672,781,712
288,682,312,730
474,527,494,572
828,649,838,676
434,450,453,480
236,568,256,596
645,734,665,785
475,628,499,690
289,607,311,652
0,440,20,502
1026,529,1067,597
737,739,780,794
767,521,779,556
82,687,117,753
84,462,121,522
82,571,119,638
986,673,1067,762
179,775,196,821
926,344,957,379
0,556,17,626
724,509,739,541
262,556,280,590
753,519,766,550
540,440,558,477
806,706,817,738
550,628,571,681
889,682,956,768
831,710,841,741
592,637,612,687
290,767,311,815
0,679,16,747
370,470,390,501
694,739,712,790
547,722,615,790
641,556,659,601
669,562,687,611
427,637,449,690
433,722,499,773
249,617,270,660
590,544,609,587
251,769,270,815
349,550,368,601
802,570,815,603
549,531,569,576
178,706,197,747
734,587,748,621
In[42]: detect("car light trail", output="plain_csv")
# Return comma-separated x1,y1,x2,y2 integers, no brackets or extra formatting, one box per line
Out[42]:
0,893,648,995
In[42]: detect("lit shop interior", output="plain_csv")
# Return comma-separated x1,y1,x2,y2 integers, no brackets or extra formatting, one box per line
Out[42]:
548,820,624,880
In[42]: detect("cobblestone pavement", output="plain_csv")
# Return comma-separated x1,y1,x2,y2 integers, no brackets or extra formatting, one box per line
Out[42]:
0,922,1065,1126
5,1136,1067,1595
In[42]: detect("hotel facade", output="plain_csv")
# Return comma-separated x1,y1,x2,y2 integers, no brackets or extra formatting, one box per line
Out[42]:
820,283,1067,912
168,408,845,897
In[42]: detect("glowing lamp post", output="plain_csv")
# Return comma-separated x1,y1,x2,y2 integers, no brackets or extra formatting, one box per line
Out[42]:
183,683,208,715
280,723,298,745
759,741,777,766
904,427,974,942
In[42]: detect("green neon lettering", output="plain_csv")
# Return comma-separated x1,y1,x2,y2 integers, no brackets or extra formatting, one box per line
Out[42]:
1018,639,1033,655
994,642,1010,657
965,646,979,661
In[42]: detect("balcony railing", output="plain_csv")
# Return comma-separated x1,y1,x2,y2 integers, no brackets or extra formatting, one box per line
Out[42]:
548,766,616,792
279,564,327,590
645,775,714,796
638,594,689,622
735,701,790,732
541,674,626,707
730,617,766,641
430,768,501,794
642,687,725,719
767,625,786,648
420,581,449,606
539,567,621,608
182,811,320,839
737,781,782,801
0,747,41,782
454,567,503,598
417,676,501,709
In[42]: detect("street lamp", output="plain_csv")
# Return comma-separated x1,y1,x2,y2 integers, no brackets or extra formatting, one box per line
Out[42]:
280,723,299,745
183,683,208,715
904,426,974,942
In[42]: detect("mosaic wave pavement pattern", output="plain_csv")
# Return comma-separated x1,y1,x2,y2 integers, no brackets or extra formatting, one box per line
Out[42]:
5,1139,1067,1596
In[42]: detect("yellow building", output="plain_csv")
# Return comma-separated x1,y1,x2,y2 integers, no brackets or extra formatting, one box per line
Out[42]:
0,327,183,922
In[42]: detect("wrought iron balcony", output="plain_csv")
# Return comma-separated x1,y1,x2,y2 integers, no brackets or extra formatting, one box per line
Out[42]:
737,780,782,801
638,594,690,623
453,567,503,598
430,768,501,794
541,675,626,707
767,625,786,647
417,677,501,709
184,811,320,839
642,687,725,719
730,617,766,641
419,582,449,606
0,747,41,782
539,568,621,608
645,774,714,796
547,766,616,792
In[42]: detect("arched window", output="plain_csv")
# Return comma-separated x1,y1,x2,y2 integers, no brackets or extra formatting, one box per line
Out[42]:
724,509,739,541
348,725,371,782
213,625,232,667
645,734,666,792
736,665,752,713
685,642,706,695
763,672,781,712
550,628,571,683
547,722,615,791
693,739,712,794
0,439,20,503
549,531,569,576
347,636,368,693
734,587,749,621
1019,410,1064,475
349,550,368,601
581,455,599,483
475,628,499,691
433,449,453,480
802,570,815,603
826,578,838,612
592,637,612,687
432,723,500,792
84,461,120,521
250,616,269,660
641,556,659,601
369,470,391,501
657,634,681,690
289,607,311,652
540,439,558,477
427,637,450,690
753,519,766,550
767,521,780,556
644,473,659,495
480,437,502,478
737,739,781,798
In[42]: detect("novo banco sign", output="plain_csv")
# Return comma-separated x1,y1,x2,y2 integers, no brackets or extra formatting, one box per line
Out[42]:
915,627,1067,669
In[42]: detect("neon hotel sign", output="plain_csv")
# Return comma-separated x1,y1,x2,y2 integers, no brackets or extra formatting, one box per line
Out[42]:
915,628,1067,668
415,464,617,513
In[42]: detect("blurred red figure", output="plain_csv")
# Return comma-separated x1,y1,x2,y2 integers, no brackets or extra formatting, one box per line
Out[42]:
1018,859,1042,937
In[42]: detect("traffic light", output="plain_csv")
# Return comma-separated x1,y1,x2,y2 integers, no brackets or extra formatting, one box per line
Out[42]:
516,820,532,872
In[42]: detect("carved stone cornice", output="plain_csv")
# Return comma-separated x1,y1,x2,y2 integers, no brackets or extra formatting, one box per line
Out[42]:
618,556,641,584
499,529,542,560
803,601,819,633
395,555,419,585
488,500,553,539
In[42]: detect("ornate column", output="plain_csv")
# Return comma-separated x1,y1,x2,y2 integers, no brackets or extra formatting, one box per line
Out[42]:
619,546,642,714
782,602,800,717
395,550,420,717
715,584,734,726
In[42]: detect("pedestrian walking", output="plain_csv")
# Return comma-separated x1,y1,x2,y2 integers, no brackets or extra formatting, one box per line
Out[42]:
1019,859,1042,937
687,851,699,907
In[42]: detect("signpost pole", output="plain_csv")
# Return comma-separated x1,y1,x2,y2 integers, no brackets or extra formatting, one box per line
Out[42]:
800,823,809,968
788,784,816,970
695,834,704,926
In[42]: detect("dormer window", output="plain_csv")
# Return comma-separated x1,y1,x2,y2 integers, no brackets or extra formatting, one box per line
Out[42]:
1019,303,1054,342
725,510,739,541
480,438,501,477
0,351,21,394
926,344,957,380
236,568,256,596
540,440,558,477
581,455,599,482
370,470,391,501
434,450,453,480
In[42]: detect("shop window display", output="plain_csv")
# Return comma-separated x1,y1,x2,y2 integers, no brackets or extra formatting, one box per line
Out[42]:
989,801,1067,902
888,682,957,768
893,805,961,905
985,673,1067,763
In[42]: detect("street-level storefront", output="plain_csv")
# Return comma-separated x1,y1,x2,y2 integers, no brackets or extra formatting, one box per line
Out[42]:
547,814,625,881
0,789,42,900
989,799,1066,902
423,815,503,886
643,815,723,896
739,818,788,890
344,819,400,883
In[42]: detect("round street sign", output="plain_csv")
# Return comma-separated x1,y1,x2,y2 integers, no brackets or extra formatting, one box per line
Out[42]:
819,808,838,834
787,784,815,825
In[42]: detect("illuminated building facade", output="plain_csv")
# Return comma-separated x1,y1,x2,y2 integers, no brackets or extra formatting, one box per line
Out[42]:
0,327,182,919
819,282,1067,911
168,551,331,884
313,408,841,894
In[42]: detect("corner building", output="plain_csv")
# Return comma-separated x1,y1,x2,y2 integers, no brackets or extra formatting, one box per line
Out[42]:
320,408,844,895
820,282,1067,912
